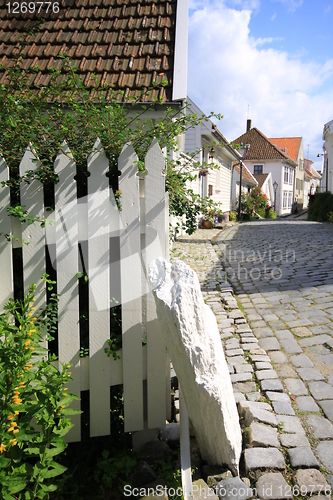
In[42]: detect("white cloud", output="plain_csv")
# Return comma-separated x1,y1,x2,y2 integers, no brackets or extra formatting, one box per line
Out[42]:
187,1,333,169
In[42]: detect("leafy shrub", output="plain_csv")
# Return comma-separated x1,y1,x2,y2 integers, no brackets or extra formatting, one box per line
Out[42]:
308,192,333,222
266,208,277,219
0,284,79,499
229,211,237,221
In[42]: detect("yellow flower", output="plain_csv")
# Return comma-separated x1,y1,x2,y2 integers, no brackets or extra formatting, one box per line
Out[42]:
30,347,35,351
19,325,22,330
0,443,6,454
10,422,17,428
9,439,17,446
14,411,19,415
13,429,19,435
25,339,31,347
27,331,31,337
7,427,13,433
7,414,14,421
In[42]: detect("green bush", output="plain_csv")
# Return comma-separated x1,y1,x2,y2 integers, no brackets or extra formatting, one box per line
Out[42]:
229,211,236,221
267,208,277,219
308,192,333,222
0,284,78,499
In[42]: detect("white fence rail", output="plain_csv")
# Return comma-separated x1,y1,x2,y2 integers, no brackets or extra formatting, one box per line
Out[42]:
0,139,170,442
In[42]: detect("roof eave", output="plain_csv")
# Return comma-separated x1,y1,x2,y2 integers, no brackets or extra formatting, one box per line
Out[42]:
172,0,188,101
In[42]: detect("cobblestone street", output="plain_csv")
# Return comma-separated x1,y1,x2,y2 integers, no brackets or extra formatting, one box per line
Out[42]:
171,219,333,496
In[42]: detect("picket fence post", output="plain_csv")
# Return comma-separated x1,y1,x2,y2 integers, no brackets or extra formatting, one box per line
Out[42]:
0,155,13,311
54,144,81,442
19,147,46,320
87,139,111,437
144,138,169,429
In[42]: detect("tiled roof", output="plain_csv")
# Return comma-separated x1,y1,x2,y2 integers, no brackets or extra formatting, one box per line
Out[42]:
304,158,322,180
234,162,258,186
233,128,297,165
253,172,269,189
269,137,302,163
0,0,178,102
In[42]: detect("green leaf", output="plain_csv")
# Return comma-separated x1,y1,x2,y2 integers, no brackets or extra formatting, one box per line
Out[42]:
39,461,67,479
2,475,28,495
53,422,74,437
44,439,67,459
60,407,82,416
39,483,57,492
0,455,11,469
25,446,42,456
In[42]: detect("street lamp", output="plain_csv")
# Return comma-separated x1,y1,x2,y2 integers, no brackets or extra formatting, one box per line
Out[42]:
273,181,278,212
317,152,328,192
237,144,250,221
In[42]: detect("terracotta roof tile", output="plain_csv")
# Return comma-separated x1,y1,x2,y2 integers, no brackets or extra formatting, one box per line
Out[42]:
269,137,302,163
233,128,297,165
0,0,177,102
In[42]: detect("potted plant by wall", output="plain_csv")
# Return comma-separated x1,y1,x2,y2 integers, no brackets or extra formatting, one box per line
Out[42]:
199,198,220,229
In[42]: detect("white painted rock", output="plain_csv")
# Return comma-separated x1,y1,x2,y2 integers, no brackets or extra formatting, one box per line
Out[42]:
149,258,242,475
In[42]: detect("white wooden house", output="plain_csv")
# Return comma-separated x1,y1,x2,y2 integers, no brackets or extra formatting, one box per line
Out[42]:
303,158,322,207
184,97,242,213
322,120,333,192
231,162,258,211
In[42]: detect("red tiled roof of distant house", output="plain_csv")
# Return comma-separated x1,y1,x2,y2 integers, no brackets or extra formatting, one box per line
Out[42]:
269,137,302,163
0,0,177,102
233,128,297,165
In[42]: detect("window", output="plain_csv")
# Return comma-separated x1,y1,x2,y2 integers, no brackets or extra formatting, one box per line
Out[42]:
289,169,294,185
283,191,293,209
284,166,294,185
288,192,293,208
254,165,263,174
284,166,289,184
208,184,213,197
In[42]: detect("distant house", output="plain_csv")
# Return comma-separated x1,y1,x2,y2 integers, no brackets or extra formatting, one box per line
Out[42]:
185,97,242,213
232,122,297,216
253,172,274,208
269,137,304,210
303,158,322,207
322,120,333,192
231,162,258,211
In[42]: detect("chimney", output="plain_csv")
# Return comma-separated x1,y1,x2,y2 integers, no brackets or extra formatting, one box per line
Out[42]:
247,119,252,132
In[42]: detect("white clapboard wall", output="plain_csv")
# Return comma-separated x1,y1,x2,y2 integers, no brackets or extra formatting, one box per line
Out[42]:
0,140,169,442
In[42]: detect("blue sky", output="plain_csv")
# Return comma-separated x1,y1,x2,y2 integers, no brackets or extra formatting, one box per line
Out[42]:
187,0,333,170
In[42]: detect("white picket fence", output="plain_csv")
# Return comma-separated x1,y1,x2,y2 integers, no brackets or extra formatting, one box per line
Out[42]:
0,138,170,442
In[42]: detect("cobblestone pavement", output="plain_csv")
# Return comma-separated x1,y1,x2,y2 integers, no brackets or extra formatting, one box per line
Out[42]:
171,220,333,498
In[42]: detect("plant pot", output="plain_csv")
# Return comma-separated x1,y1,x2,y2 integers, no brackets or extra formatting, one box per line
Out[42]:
202,220,213,229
